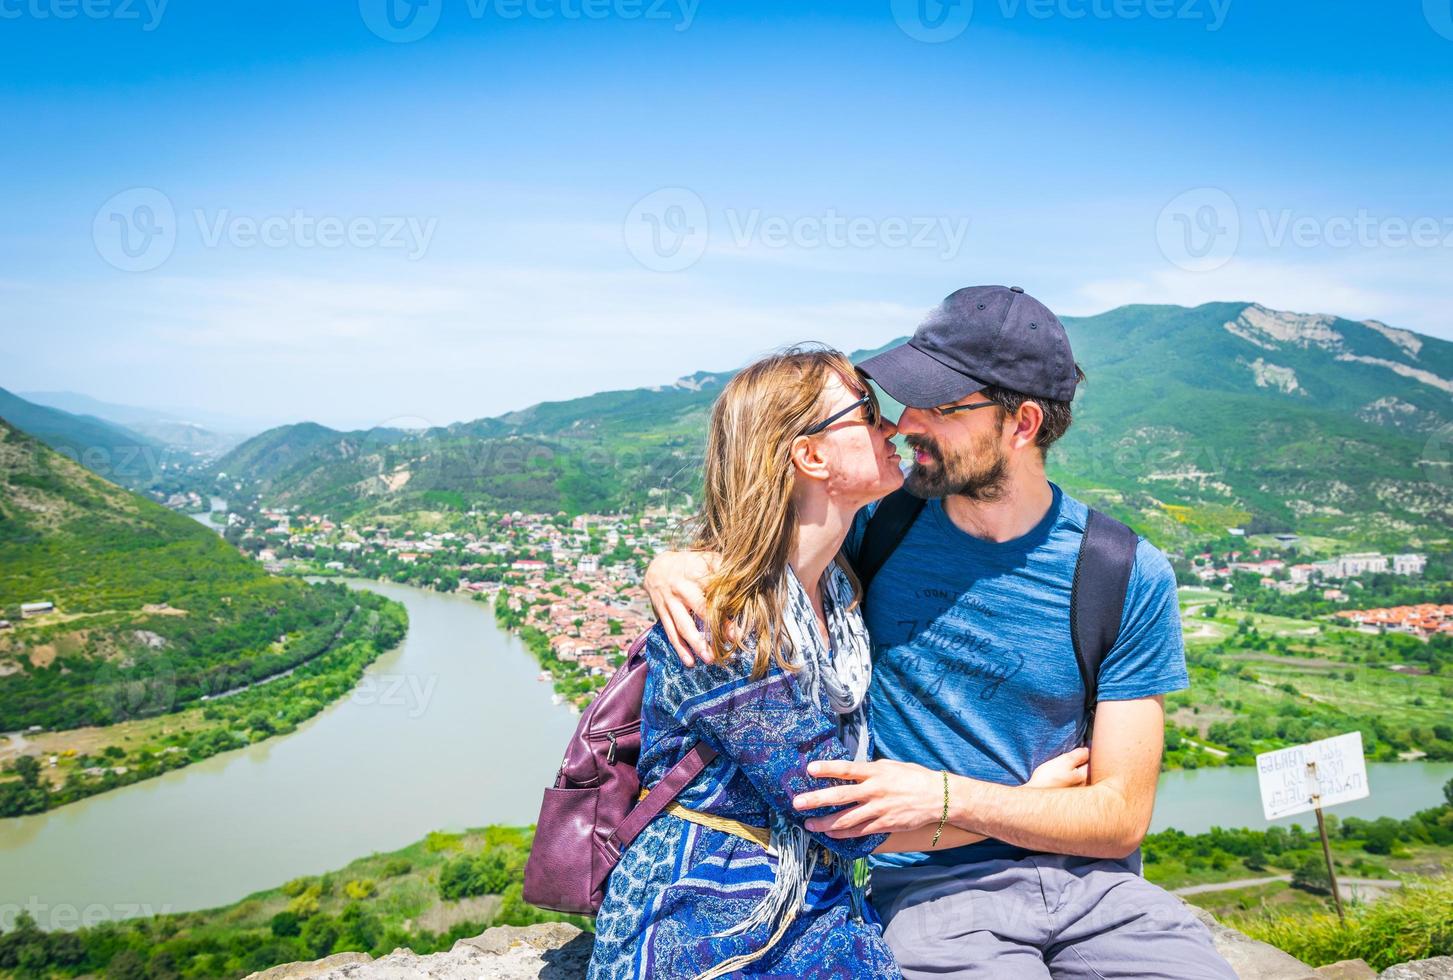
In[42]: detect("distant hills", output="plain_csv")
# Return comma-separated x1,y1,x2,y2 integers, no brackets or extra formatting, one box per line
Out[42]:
0,419,357,730
209,301,1451,549
19,389,251,457
0,386,174,491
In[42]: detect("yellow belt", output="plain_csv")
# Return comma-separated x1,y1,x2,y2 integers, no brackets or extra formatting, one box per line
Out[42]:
638,789,773,851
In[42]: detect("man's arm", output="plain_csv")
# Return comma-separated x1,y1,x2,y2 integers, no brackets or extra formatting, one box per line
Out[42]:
796,696,1165,860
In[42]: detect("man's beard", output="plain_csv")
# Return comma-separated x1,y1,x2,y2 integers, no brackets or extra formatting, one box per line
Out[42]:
903,430,1009,502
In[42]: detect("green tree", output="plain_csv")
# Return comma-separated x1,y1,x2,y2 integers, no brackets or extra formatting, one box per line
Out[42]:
1291,854,1331,894
1363,818,1401,855
11,755,40,787
106,950,147,980
301,915,339,957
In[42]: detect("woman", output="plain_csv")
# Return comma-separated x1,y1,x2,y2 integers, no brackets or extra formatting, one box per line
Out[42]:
587,347,1083,980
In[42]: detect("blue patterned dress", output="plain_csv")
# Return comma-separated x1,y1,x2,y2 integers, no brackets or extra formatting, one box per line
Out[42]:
587,566,900,980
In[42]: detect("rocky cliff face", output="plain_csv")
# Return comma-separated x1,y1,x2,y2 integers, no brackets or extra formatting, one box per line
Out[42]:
245,914,1453,980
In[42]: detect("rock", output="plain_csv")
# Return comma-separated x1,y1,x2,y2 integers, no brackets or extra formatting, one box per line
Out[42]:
1186,903,1320,979
453,921,587,959
1381,958,1453,979
247,914,1450,980
241,923,592,980
246,951,374,979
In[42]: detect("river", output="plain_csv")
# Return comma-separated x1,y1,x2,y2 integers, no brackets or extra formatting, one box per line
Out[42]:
2,554,1450,924
1152,761,1453,835
0,578,579,923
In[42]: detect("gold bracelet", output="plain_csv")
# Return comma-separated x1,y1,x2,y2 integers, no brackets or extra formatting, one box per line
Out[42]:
930,770,949,848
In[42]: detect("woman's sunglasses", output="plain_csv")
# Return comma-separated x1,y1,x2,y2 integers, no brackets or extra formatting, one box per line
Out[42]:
802,380,882,436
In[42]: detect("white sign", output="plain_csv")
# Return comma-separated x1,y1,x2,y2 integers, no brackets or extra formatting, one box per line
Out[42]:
1256,731,1370,821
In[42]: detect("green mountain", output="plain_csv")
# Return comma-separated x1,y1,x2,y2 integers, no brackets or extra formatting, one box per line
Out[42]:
1053,303,1451,545
0,419,358,730
213,302,1452,548
0,386,168,490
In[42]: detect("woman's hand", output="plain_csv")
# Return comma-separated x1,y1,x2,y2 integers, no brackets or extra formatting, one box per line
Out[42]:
1026,746,1090,789
643,550,719,665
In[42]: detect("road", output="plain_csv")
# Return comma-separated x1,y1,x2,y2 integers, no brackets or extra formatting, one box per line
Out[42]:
1172,874,1402,901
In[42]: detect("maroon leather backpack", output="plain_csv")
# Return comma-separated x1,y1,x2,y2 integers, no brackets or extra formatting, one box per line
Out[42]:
523,629,716,915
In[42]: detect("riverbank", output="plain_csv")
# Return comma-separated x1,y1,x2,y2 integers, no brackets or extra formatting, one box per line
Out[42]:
0,579,580,925
0,588,406,817
1143,786,1453,929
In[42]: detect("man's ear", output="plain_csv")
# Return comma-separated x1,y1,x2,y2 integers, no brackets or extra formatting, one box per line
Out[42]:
1009,401,1044,451
789,434,831,481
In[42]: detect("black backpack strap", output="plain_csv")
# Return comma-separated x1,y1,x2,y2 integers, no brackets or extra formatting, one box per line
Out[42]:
854,488,926,593
1070,508,1139,745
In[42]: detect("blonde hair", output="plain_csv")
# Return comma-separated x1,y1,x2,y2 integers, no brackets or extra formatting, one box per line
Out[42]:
689,344,866,677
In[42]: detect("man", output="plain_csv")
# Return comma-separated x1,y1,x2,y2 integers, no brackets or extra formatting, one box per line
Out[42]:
645,286,1235,979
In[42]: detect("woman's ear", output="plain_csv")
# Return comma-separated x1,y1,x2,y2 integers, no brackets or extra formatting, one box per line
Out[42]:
789,434,831,481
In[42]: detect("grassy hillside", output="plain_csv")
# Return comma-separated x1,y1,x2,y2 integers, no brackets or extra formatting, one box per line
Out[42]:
1162,586,1453,766
211,302,1452,548
0,419,363,732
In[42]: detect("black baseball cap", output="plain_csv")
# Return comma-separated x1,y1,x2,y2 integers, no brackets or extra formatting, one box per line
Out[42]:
859,285,1080,407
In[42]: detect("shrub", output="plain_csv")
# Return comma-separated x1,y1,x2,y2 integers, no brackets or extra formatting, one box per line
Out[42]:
425,831,462,853
106,949,147,980
281,876,315,898
438,848,518,900
1291,854,1331,894
286,884,322,918
1233,876,1453,970
380,857,412,878
270,911,301,937
344,878,377,900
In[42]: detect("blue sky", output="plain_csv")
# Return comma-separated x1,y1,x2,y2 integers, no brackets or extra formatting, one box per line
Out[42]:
3,0,1450,430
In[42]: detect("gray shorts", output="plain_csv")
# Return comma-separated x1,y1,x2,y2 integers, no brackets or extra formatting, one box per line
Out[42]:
871,855,1237,980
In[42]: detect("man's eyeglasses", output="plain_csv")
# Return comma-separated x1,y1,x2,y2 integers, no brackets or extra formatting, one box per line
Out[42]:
803,389,882,436
932,400,997,418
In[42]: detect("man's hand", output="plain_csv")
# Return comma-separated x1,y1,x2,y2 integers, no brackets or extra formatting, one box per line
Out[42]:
794,759,943,836
643,550,718,666
794,745,1091,837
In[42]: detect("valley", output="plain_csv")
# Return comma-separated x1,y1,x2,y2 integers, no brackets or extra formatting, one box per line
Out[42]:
1,297,1451,977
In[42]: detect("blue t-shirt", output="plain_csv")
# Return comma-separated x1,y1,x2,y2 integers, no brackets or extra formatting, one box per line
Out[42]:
844,483,1188,871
